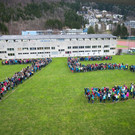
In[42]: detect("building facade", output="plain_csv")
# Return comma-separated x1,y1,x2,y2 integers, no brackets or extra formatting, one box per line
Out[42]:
0,34,117,59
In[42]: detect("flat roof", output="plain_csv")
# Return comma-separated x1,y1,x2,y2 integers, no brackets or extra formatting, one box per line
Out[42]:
0,34,116,40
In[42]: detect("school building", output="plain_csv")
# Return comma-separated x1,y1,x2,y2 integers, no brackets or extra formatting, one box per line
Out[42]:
0,34,117,59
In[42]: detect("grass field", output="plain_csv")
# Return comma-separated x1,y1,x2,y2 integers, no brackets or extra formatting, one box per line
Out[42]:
0,55,135,135
117,45,128,48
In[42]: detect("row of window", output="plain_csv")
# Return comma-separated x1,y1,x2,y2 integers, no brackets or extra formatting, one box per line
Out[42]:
6,45,112,52
18,52,51,55
0,51,6,53
7,48,14,51
68,45,111,49
68,45,102,49
3,38,116,43
17,47,55,51
8,53,15,56
7,50,111,56
18,50,109,55
72,50,102,53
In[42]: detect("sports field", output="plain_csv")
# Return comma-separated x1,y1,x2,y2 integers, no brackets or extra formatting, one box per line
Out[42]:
117,40,135,49
0,55,135,135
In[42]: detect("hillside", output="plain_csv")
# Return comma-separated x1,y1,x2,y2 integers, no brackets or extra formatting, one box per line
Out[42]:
1,0,135,6
0,0,135,35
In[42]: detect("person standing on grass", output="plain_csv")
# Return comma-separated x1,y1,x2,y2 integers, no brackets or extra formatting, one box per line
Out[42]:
130,83,134,96
126,92,129,100
92,94,94,103
0,88,3,100
108,92,111,101
103,94,106,103
100,94,103,103
88,92,91,103
97,91,100,101
112,92,115,102
133,85,135,99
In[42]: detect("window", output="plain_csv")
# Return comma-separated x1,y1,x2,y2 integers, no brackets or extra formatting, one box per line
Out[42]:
30,47,36,50
92,46,97,48
44,47,50,50
57,38,64,41
23,53,29,55
45,52,50,54
98,50,101,52
68,46,71,49
7,48,14,51
22,48,29,50
73,51,78,53
104,45,109,48
18,53,22,55
85,46,91,48
79,51,84,52
8,53,15,56
0,51,6,53
38,52,44,54
73,46,78,49
17,48,22,51
51,47,55,50
104,50,109,52
110,48,115,50
92,50,97,52
58,49,65,51
37,47,43,50
79,46,84,49
98,45,101,48
30,52,36,54
65,51,71,54
85,50,91,52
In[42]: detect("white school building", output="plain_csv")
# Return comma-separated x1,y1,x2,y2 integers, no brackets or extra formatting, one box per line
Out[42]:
0,34,117,59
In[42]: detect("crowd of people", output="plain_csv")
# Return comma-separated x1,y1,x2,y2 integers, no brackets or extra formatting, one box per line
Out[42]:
68,57,128,72
84,83,135,103
0,58,52,100
80,56,112,61
2,59,36,65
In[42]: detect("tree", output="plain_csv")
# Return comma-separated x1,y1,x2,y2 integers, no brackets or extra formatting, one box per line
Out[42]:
113,24,121,37
87,26,95,34
45,19,63,29
113,23,129,37
0,22,8,34
121,24,129,37
64,10,85,29
95,24,98,34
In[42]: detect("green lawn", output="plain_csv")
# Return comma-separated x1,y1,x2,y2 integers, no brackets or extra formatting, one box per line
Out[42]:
0,55,135,135
117,45,128,48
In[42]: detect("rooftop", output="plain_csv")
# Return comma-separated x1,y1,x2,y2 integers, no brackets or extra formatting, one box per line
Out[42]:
0,34,116,40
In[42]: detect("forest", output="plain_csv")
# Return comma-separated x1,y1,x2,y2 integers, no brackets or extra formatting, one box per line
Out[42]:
0,0,135,34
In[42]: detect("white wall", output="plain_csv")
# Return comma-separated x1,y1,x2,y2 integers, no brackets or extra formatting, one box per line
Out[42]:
0,38,117,59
